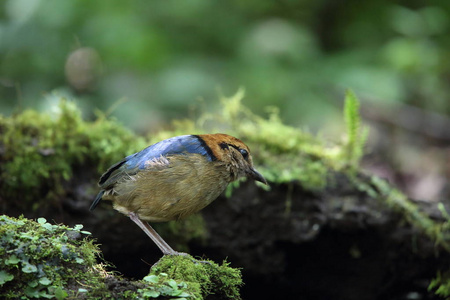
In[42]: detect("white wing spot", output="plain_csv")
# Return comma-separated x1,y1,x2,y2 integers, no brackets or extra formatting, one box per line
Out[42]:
144,155,170,168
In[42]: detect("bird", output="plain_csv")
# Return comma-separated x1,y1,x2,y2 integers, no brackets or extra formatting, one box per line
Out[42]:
90,133,267,255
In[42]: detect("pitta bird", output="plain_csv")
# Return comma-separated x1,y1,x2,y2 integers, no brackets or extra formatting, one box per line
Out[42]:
90,133,267,255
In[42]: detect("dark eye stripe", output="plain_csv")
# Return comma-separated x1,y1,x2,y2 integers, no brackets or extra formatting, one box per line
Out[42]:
219,142,229,150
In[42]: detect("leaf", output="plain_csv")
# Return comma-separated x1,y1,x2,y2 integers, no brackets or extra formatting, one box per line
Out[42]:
24,286,40,297
75,257,84,264
20,232,34,240
42,223,54,232
5,255,20,265
142,290,160,297
438,203,450,221
143,275,159,284
22,264,38,273
178,292,191,297
28,280,39,287
39,277,52,285
0,271,14,285
73,224,83,231
54,287,68,300
38,217,47,224
167,279,178,290
40,290,54,299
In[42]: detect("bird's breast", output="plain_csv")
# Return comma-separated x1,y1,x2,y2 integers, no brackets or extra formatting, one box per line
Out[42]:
111,154,230,222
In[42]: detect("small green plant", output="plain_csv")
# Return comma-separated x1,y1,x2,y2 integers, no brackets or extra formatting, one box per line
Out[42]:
0,215,105,299
138,273,192,299
429,271,450,298
427,204,450,298
342,89,369,171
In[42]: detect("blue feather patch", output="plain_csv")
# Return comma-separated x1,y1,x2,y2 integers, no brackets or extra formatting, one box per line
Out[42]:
126,135,214,169
98,135,214,188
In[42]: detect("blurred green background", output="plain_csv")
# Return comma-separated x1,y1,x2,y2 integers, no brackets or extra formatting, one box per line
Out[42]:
1,0,449,200
2,0,449,131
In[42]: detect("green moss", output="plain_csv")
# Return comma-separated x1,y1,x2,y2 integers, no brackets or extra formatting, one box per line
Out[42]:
341,89,370,172
352,176,450,251
429,270,450,298
0,215,109,299
0,100,146,208
147,255,243,300
427,204,450,297
0,215,240,299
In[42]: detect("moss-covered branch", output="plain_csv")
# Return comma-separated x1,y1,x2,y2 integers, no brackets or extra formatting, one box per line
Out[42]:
0,215,242,299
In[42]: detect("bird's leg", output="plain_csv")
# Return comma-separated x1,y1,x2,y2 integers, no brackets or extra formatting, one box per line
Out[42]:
128,212,210,265
128,212,178,255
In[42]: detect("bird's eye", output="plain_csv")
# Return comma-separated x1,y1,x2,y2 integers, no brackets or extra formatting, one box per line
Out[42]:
239,149,249,160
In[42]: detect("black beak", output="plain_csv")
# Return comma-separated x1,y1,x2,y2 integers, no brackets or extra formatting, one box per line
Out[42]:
249,168,268,185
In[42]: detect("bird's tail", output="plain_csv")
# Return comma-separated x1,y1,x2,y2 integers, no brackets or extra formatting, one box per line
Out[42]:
90,190,104,211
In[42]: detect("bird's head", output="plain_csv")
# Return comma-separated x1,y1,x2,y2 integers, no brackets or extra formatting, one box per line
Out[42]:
199,133,267,185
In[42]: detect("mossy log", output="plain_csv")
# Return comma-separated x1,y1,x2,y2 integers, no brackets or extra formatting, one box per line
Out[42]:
0,215,241,299
1,93,449,299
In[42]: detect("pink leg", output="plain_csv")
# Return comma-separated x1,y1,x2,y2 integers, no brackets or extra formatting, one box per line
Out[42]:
128,212,177,255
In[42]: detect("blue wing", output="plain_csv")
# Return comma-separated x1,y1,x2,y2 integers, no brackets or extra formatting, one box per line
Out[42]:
90,135,213,211
98,135,213,188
